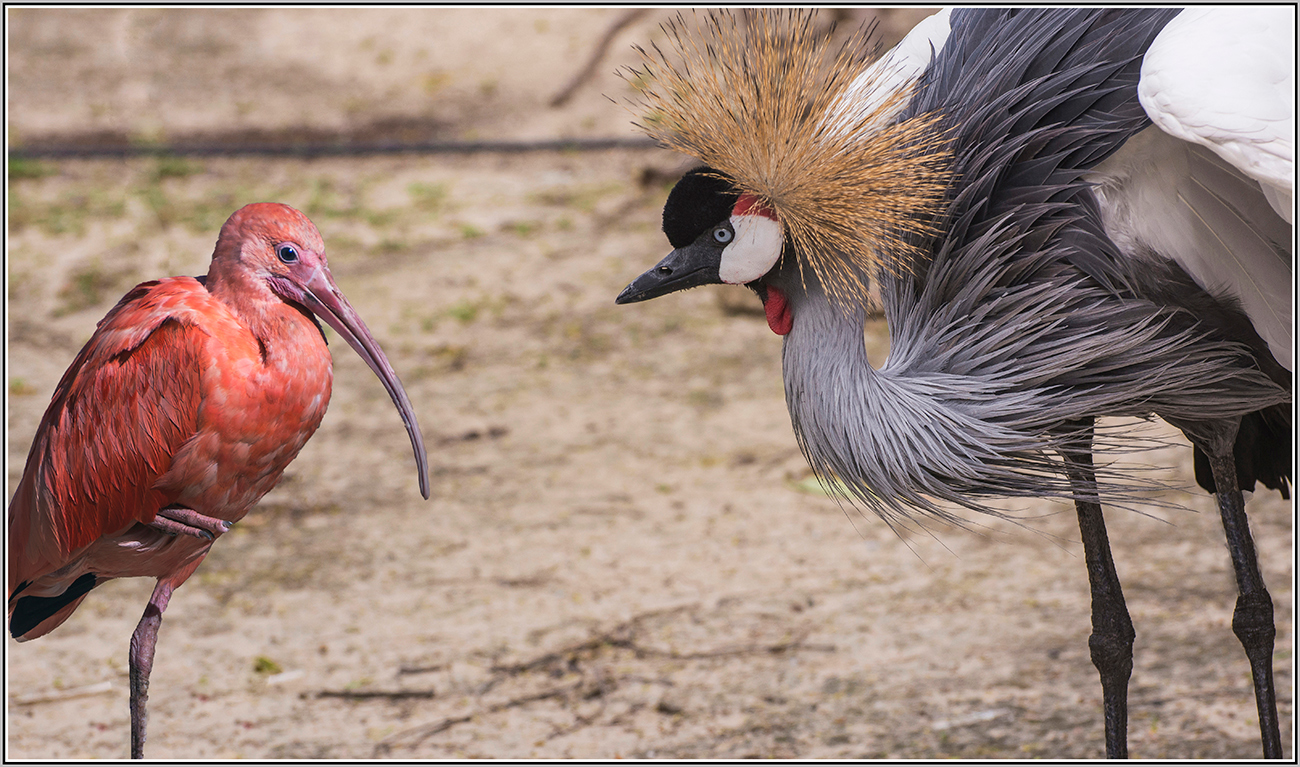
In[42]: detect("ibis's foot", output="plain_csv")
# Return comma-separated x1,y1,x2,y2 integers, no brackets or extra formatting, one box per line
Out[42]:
149,506,232,541
129,581,175,759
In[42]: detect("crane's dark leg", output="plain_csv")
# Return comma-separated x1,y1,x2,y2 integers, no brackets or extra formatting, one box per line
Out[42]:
1200,419,1281,759
129,579,175,759
1063,425,1135,759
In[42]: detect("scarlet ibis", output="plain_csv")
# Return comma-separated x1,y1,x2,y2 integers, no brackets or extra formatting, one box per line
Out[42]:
8,202,430,758
617,8,1292,758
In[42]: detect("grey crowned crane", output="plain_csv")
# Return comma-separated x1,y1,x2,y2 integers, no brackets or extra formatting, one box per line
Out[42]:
616,8,1293,759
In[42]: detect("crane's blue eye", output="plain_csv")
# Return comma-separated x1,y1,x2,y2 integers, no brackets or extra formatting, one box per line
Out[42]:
713,227,733,244
276,244,299,264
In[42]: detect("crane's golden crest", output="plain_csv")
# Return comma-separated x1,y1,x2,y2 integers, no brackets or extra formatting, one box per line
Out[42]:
623,9,952,304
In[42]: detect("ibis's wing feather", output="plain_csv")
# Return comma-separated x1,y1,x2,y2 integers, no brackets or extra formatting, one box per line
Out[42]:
1139,7,1295,221
8,278,206,598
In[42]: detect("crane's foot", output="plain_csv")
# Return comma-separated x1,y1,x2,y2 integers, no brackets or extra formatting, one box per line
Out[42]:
1213,476,1282,758
149,506,232,541
1064,434,1135,759
1203,425,1281,759
130,581,175,759
1081,538,1134,762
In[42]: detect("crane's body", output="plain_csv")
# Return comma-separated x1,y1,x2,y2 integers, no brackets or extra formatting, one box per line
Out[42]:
617,8,1292,758
7,203,430,758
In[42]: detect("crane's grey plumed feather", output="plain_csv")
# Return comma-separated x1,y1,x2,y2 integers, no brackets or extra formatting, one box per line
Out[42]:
775,9,1291,524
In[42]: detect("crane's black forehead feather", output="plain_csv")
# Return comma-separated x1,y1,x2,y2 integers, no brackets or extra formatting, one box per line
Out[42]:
663,167,739,248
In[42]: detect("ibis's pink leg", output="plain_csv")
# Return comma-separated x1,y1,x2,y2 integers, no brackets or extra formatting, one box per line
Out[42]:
148,505,232,541
129,579,173,759
127,555,206,760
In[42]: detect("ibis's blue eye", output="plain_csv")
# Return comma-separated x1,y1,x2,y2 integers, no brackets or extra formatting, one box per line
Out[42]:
713,227,733,244
276,244,299,264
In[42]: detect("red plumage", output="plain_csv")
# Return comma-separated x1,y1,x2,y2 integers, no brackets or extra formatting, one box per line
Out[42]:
7,202,428,758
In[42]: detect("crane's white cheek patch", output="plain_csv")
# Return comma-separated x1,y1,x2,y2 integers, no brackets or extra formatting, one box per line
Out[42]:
719,214,783,284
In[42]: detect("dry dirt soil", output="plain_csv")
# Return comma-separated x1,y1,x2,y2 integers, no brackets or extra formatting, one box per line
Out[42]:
5,7,1293,760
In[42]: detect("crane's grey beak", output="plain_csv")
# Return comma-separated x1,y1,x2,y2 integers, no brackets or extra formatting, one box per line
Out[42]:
615,243,723,304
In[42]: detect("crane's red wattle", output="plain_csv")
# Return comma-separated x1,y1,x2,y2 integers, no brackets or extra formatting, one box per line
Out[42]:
762,285,793,335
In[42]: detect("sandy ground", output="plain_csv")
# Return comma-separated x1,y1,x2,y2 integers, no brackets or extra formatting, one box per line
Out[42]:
5,8,1293,760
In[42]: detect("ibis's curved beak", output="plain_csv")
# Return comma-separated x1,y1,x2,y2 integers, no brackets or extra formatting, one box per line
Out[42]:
615,243,723,304
294,266,431,500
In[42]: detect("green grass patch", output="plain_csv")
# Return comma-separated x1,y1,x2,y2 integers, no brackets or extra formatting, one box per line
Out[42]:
55,261,137,316
9,189,129,237
446,300,479,323
252,656,283,675
152,155,202,180
8,157,52,180
530,182,623,213
9,378,38,396
408,182,448,212
505,220,541,237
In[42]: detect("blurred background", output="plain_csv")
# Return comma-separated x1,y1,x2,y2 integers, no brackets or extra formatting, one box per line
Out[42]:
6,7,1290,759
8,8,933,147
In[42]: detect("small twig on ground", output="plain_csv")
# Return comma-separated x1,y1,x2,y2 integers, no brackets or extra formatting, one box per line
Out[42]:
543,668,615,741
609,630,836,660
397,663,448,676
314,688,437,701
373,680,584,755
373,603,836,752
490,624,833,675
11,681,114,706
488,635,609,677
484,604,696,681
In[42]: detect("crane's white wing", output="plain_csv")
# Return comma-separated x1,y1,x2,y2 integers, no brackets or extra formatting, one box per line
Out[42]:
1139,7,1295,222
832,8,1293,369
1088,7,1295,371
824,9,951,135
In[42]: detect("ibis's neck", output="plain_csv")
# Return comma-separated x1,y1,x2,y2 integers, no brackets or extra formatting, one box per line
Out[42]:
205,249,265,317
204,255,307,345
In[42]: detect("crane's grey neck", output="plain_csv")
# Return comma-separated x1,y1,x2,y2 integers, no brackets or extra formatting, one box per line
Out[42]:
779,280,1052,526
